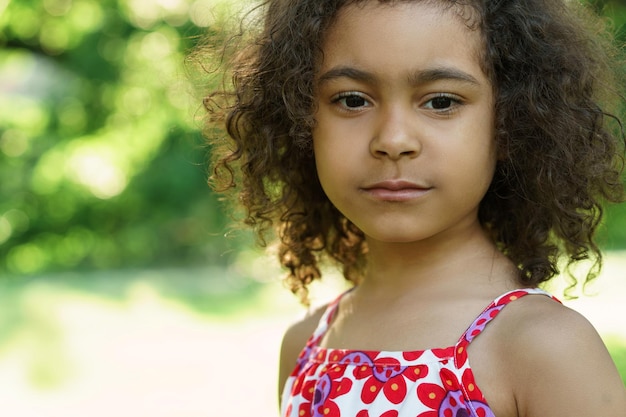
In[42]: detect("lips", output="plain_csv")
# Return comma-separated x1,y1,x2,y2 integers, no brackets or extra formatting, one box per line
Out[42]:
361,180,432,202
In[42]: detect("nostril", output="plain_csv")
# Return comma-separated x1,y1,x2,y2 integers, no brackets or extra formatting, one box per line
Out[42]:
372,148,419,160
369,114,422,159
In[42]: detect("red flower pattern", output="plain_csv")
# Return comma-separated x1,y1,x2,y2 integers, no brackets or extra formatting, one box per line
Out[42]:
282,289,557,417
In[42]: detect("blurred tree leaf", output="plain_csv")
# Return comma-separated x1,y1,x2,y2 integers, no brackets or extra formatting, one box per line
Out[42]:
0,0,244,276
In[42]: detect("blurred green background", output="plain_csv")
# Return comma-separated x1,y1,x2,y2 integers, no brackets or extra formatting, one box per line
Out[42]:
0,0,625,278
0,0,625,416
0,0,239,276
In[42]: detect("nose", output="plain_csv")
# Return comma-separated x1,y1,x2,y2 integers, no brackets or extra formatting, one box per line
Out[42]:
369,104,421,160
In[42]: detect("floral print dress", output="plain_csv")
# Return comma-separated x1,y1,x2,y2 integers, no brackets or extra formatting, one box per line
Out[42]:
280,288,559,417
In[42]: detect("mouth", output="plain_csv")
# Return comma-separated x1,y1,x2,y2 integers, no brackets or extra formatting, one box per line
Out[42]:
361,180,432,202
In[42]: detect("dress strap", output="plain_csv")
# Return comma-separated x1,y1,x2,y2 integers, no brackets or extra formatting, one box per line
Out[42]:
307,290,350,347
453,288,560,366
306,288,559,352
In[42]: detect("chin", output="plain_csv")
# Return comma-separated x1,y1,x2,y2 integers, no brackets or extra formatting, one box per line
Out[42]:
364,230,433,244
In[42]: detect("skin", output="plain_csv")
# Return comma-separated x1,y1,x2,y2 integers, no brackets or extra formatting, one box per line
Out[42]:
279,2,626,416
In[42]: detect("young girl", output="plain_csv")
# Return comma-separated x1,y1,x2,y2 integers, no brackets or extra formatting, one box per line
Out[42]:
202,0,626,416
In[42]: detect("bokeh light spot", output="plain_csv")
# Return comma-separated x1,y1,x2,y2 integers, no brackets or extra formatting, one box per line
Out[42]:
40,21,71,54
125,0,161,29
4,209,30,234
8,6,39,39
0,216,12,245
0,129,30,157
43,0,73,17
32,149,66,195
8,243,48,274
140,30,176,61
68,0,103,32
68,150,128,199
189,0,214,27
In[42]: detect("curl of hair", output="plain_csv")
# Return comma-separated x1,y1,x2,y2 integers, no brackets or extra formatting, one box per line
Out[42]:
480,0,625,293
200,0,625,304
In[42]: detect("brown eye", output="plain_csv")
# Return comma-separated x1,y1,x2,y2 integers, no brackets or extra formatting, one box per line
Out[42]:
344,95,366,108
332,92,371,111
430,96,453,109
423,94,462,113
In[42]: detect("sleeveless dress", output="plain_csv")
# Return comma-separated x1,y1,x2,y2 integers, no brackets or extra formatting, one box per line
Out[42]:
280,288,560,417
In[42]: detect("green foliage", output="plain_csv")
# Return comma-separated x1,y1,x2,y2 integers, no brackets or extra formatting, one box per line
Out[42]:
0,0,245,275
588,0,626,41
0,0,625,277
586,0,626,250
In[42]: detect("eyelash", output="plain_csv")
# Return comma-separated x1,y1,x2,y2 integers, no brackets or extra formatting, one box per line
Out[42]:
423,94,463,114
330,92,371,111
329,92,464,114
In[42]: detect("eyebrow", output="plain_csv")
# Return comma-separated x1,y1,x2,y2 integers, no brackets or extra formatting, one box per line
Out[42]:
408,67,481,86
317,65,481,87
317,66,377,86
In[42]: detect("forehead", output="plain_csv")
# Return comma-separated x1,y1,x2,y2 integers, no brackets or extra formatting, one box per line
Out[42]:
338,0,481,28
319,1,487,81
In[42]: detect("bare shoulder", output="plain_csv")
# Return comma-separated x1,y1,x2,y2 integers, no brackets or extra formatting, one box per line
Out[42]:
278,304,327,398
497,294,626,417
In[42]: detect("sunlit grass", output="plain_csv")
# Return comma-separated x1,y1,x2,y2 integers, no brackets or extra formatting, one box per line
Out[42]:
0,251,623,416
0,266,293,417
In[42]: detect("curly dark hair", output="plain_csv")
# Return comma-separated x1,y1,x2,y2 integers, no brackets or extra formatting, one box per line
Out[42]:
200,0,625,304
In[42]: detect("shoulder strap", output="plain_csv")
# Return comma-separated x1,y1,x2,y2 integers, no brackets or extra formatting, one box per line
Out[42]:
306,290,350,347
454,288,560,362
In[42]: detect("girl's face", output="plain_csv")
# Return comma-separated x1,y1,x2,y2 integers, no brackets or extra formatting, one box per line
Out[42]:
312,1,496,245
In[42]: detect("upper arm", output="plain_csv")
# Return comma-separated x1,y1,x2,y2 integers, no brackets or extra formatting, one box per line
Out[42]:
278,306,326,402
510,303,626,417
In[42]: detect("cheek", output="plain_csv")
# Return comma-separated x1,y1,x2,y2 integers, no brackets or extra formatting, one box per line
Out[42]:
312,121,343,165
313,141,342,184
312,133,355,204
312,131,333,187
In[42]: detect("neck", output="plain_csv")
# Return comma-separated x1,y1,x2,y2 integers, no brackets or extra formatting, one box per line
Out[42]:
359,224,517,298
